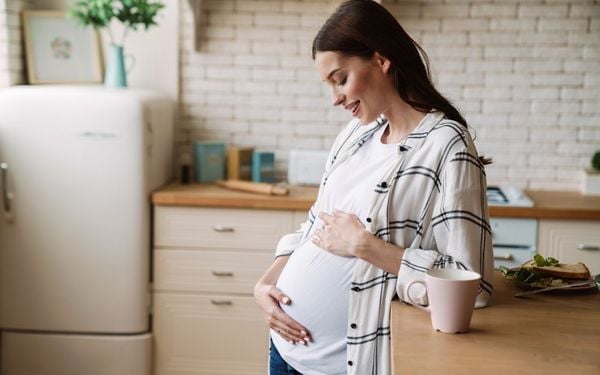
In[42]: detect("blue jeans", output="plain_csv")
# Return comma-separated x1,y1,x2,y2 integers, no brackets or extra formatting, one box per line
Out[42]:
269,339,303,375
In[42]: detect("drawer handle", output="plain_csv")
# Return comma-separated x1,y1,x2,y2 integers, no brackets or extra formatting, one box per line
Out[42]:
493,253,513,260
1,162,11,214
577,244,600,251
212,225,235,233
210,299,233,306
211,271,234,277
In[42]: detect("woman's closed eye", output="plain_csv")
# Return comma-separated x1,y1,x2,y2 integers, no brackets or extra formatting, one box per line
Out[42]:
337,76,347,85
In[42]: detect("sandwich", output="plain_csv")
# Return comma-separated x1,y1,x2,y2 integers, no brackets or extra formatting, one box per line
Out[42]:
520,259,591,280
500,254,591,287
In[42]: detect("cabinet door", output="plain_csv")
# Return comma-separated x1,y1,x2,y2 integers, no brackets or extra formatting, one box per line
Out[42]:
154,207,293,251
153,293,268,375
154,249,273,294
538,220,600,275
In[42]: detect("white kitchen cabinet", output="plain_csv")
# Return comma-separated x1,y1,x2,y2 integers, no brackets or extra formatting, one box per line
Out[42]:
152,206,305,375
537,220,600,275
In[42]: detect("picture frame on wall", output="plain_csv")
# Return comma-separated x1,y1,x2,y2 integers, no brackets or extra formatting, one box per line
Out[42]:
22,11,103,84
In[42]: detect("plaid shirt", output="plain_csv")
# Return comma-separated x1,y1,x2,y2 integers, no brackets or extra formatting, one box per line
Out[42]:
275,111,494,374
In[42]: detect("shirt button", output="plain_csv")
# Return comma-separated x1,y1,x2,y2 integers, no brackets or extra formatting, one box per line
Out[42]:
381,181,387,188
350,323,357,329
348,361,353,366
366,217,372,223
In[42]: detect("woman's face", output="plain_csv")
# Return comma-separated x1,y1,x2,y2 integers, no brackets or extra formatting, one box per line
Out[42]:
315,51,392,124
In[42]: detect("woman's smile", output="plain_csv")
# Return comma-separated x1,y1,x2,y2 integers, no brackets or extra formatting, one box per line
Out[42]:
345,101,360,117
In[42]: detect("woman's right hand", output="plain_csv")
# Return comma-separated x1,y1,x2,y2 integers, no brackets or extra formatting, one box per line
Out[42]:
254,282,311,345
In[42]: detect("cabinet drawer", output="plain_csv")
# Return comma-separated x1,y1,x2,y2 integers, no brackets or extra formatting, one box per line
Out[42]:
154,206,293,251
153,249,273,294
538,220,600,275
490,218,537,246
153,293,268,375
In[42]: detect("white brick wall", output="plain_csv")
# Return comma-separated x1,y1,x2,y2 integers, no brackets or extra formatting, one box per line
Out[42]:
0,0,29,87
179,0,600,191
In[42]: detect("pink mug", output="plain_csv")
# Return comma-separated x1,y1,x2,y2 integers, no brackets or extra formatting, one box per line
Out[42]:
405,268,481,333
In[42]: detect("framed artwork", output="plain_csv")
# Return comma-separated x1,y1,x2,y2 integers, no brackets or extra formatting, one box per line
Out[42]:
22,11,103,84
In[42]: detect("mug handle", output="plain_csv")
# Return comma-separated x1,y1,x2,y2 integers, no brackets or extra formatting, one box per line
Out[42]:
404,280,430,313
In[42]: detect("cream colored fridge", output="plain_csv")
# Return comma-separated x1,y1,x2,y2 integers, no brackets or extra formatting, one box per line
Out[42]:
0,86,173,375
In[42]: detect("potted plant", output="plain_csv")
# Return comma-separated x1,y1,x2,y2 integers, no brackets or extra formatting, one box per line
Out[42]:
68,0,165,87
581,151,600,196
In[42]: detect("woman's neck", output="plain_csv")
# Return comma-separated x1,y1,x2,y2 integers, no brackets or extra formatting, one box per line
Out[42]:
381,97,427,144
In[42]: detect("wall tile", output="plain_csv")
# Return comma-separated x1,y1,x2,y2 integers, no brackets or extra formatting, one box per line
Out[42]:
177,0,600,191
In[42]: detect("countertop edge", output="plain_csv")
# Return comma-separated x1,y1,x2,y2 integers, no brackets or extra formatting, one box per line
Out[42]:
152,184,600,220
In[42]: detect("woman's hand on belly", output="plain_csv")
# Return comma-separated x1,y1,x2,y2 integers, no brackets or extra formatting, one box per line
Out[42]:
254,282,312,345
313,210,370,258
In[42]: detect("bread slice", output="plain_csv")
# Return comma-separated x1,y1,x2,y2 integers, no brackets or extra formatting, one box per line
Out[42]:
521,260,591,280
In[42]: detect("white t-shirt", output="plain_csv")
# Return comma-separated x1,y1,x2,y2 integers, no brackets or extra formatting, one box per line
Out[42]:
272,124,398,375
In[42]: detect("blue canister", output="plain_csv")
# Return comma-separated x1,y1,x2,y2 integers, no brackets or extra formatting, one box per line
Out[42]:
252,151,275,183
194,141,225,182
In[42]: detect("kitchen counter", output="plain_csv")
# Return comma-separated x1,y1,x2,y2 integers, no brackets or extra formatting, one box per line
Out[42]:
152,183,317,210
152,183,600,220
152,185,600,372
492,190,600,220
390,272,600,374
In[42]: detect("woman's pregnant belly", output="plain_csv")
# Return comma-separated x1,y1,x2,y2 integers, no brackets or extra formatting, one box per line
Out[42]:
273,239,356,369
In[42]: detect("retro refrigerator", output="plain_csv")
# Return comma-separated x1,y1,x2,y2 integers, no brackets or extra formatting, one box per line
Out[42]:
0,85,174,375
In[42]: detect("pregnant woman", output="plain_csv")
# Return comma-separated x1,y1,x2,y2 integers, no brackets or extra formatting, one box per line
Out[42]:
254,1,494,374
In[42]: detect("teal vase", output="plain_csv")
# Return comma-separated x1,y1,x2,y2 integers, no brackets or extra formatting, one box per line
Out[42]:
104,44,128,88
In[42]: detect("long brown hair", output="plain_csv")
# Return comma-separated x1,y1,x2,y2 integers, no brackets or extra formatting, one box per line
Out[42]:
312,0,491,164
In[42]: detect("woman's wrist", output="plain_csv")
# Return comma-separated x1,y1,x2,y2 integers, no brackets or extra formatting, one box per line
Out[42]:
352,229,377,259
352,229,404,275
256,255,290,286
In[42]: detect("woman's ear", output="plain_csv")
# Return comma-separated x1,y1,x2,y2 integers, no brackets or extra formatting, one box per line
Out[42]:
374,52,392,74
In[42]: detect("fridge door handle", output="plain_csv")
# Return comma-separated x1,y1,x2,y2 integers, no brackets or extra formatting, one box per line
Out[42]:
1,162,11,214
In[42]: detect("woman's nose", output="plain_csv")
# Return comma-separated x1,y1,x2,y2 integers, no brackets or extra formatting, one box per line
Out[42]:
331,90,344,106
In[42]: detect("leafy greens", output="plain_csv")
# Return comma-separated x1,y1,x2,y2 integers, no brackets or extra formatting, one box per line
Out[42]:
500,255,565,287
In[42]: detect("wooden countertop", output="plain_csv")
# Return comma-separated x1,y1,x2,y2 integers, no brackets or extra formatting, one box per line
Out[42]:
492,190,600,220
152,183,600,220
151,183,318,211
391,272,600,374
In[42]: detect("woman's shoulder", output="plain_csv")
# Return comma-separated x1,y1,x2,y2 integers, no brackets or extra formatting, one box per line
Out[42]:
430,118,467,137
426,117,474,150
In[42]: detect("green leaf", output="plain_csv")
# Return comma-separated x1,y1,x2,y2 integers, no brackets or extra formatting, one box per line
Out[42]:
67,0,164,40
546,257,559,266
533,254,543,266
533,254,560,267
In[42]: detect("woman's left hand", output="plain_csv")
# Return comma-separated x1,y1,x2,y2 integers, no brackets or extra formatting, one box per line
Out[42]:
312,210,369,257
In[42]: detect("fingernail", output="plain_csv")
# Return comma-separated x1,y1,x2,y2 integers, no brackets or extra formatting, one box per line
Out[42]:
300,330,307,335
282,297,290,304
